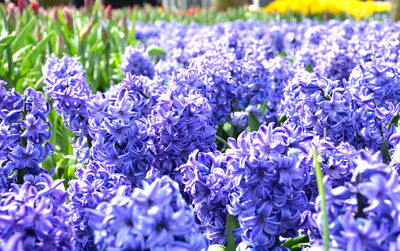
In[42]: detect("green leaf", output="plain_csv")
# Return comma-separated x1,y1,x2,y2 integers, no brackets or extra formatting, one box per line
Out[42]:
146,45,167,58
21,31,55,69
223,123,234,137
6,45,13,79
0,34,16,50
312,147,330,251
280,51,287,58
388,114,400,129
277,115,287,127
208,245,226,251
54,23,76,55
247,112,261,132
282,235,309,248
381,139,390,164
0,5,8,33
226,214,239,251
12,44,33,63
261,103,267,117
11,18,35,50
128,9,136,45
305,63,312,72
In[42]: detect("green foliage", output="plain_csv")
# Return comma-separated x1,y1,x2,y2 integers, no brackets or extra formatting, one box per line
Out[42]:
312,147,330,251
282,234,310,250
247,112,261,131
381,138,390,164
226,214,240,251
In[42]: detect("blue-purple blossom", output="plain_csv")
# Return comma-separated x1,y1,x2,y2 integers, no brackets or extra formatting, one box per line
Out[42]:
313,38,357,81
44,55,92,163
67,161,130,250
180,150,232,245
237,56,293,123
349,58,400,108
0,174,73,250
226,123,312,250
148,89,216,182
43,54,85,80
87,76,153,185
120,45,155,79
0,84,53,190
301,137,359,240
44,67,92,136
312,151,400,250
283,71,356,145
172,58,237,125
87,176,209,250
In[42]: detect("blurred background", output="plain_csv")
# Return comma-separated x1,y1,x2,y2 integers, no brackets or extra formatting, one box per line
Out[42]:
0,0,395,20
0,0,391,11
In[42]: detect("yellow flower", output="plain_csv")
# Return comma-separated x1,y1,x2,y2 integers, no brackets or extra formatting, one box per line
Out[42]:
264,0,391,20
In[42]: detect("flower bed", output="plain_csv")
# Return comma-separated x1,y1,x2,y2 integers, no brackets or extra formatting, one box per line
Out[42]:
1,3,400,250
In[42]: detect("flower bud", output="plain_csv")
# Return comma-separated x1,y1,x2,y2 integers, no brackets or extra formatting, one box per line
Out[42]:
6,6,16,31
119,15,127,34
17,0,25,10
56,34,64,53
63,7,73,31
102,26,108,41
30,1,39,15
105,4,112,19
80,20,93,41
52,6,58,22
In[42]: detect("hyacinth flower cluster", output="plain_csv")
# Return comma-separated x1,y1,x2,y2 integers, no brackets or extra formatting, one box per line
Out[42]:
230,55,294,128
349,58,400,108
237,55,292,107
44,55,92,135
348,58,400,151
313,38,357,81
0,81,53,191
0,173,73,250
6,18,400,251
282,67,396,152
67,161,130,250
44,55,93,162
312,151,400,250
148,89,216,182
383,29,400,64
180,150,232,245
226,123,312,250
247,56,294,122
120,45,155,79
283,71,356,145
87,75,153,186
301,137,359,240
87,176,209,250
176,57,237,125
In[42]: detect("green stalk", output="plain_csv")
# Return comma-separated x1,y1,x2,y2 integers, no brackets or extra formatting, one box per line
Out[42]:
17,100,28,184
312,147,329,251
215,135,229,148
226,214,239,251
6,45,13,79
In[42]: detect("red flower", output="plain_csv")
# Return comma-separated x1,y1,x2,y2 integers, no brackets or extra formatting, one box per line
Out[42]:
30,1,39,15
17,0,25,9
106,4,112,19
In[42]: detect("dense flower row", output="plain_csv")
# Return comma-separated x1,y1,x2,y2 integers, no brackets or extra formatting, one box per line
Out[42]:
1,18,400,250
264,0,391,20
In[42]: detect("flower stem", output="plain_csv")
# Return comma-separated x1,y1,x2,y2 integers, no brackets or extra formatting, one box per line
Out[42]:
313,147,329,251
216,135,229,148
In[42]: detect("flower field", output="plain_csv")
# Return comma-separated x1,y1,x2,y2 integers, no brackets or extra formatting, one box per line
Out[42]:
1,1,400,251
